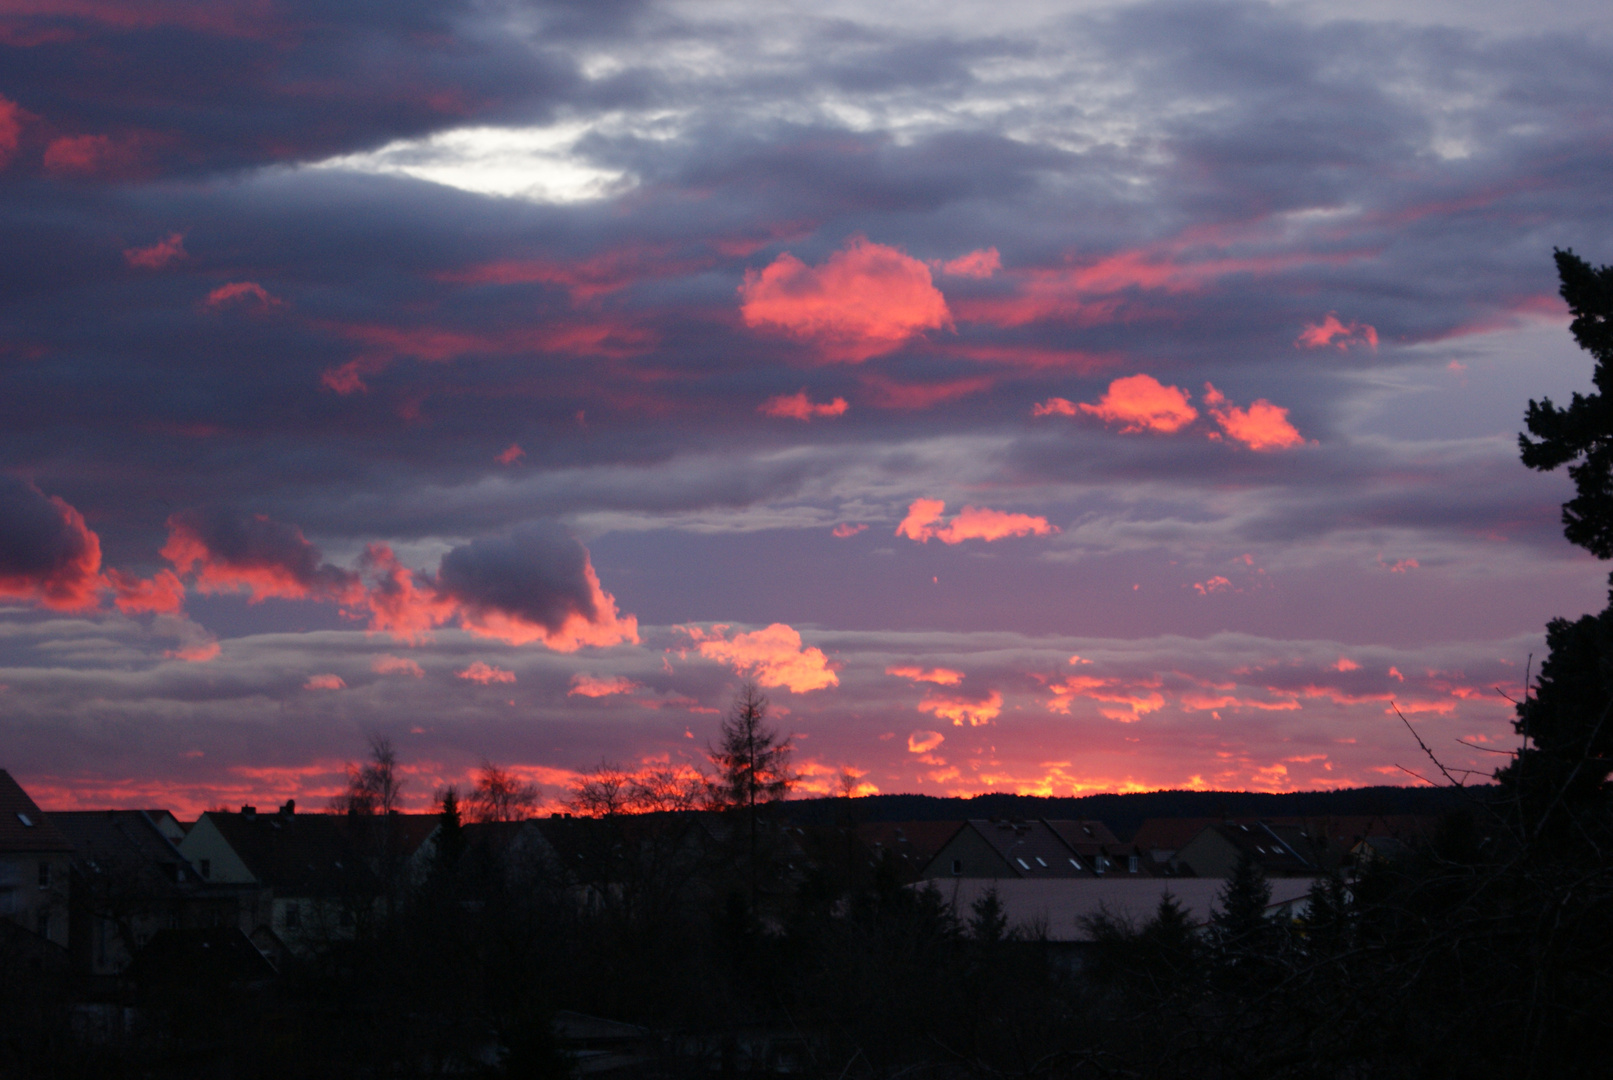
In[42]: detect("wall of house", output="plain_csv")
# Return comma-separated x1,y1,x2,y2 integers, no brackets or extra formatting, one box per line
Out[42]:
177,815,257,884
1175,830,1240,877
921,826,1014,879
0,852,71,948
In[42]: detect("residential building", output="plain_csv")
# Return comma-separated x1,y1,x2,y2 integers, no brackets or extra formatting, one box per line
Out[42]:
920,819,1093,879
51,809,239,975
0,770,72,948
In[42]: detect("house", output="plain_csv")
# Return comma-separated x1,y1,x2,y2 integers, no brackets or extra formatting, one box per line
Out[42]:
920,819,1093,879
1133,815,1435,876
0,770,73,948
853,821,964,883
178,802,381,958
1044,819,1181,877
51,809,240,975
1174,821,1319,877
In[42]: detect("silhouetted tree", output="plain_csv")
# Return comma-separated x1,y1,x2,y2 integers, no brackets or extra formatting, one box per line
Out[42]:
469,760,540,823
1211,850,1272,948
434,785,466,880
967,886,1009,944
565,761,633,817
708,681,796,813
1507,248,1613,832
332,732,404,815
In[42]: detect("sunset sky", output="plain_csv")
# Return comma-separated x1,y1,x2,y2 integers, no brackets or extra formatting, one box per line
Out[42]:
3,0,1612,816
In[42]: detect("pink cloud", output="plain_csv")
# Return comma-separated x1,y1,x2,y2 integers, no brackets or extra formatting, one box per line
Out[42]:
43,133,111,173
685,623,838,693
496,443,525,465
1047,675,1165,720
918,690,1002,727
1078,374,1198,434
895,498,1056,544
1296,313,1378,351
831,523,867,538
860,374,993,409
107,568,185,614
0,96,21,169
457,661,515,685
907,730,946,754
939,248,1001,279
886,665,964,686
1203,384,1304,451
1335,657,1361,672
759,391,849,420
569,673,639,697
165,641,221,663
205,281,281,309
304,673,346,691
0,481,104,612
1193,576,1232,596
123,232,186,269
372,655,425,678
739,236,952,361
161,512,362,606
1031,397,1079,417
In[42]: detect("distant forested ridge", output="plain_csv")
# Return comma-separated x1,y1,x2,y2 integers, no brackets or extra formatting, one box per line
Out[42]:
782,785,1480,837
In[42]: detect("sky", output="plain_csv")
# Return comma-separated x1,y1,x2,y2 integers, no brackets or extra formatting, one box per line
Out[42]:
2,0,1612,817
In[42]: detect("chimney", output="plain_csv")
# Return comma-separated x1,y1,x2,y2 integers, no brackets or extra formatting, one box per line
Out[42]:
241,805,256,819
280,800,295,817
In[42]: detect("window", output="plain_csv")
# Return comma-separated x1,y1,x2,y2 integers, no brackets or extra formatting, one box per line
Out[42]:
951,858,963,876
1016,858,1030,869
1128,855,1139,873
37,910,50,937
284,902,301,929
16,812,33,827
38,861,49,889
1068,858,1080,869
199,859,211,879
1035,857,1047,867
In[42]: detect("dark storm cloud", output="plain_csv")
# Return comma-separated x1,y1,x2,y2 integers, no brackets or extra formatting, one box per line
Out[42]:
436,524,600,634
164,507,360,601
0,474,101,609
0,0,625,177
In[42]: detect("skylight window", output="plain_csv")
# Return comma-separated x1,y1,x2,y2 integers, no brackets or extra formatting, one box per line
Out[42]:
16,813,33,827
1016,858,1030,869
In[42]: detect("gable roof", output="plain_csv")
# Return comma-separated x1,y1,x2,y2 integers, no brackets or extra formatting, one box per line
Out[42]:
202,809,378,897
50,810,199,894
856,821,965,880
1044,819,1122,855
0,770,73,853
962,819,1089,877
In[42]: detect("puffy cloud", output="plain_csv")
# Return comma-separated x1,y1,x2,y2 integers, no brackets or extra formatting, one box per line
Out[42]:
907,730,946,754
358,543,456,643
0,476,104,612
108,568,186,615
1296,313,1378,351
162,509,361,604
895,498,1056,544
1193,576,1232,596
759,391,849,420
918,689,1002,727
569,673,638,697
372,654,425,677
939,248,1001,278
1077,375,1198,434
686,622,839,693
205,282,281,308
739,236,952,361
1203,384,1304,451
886,665,964,685
457,661,515,684
1031,397,1079,417
496,443,525,465
123,233,186,269
303,673,346,690
832,523,868,538
435,524,638,651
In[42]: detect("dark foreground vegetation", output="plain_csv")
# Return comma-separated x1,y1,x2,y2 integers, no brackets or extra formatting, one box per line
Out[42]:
3,251,1612,1078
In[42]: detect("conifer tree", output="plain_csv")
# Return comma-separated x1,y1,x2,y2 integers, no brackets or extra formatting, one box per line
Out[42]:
1508,249,1613,829
1211,850,1272,947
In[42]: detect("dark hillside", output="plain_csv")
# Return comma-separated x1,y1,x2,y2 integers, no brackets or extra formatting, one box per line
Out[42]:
781,785,1482,839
